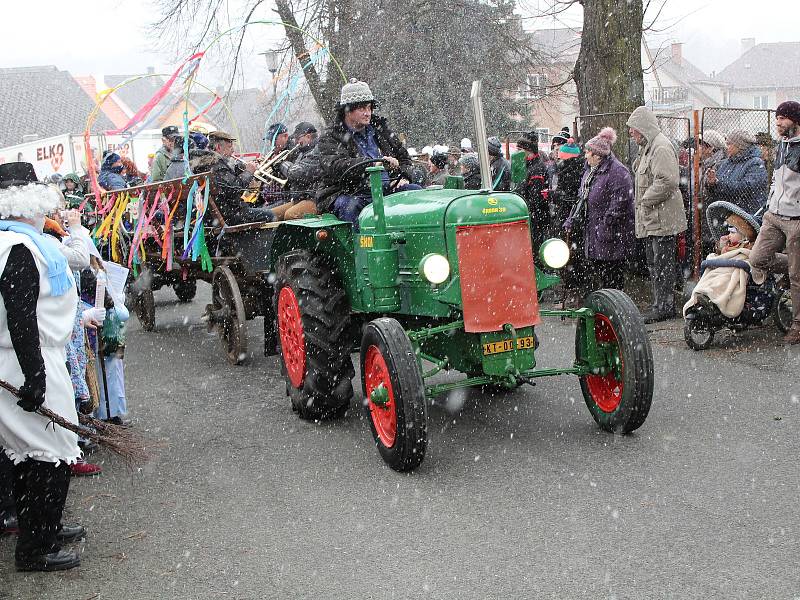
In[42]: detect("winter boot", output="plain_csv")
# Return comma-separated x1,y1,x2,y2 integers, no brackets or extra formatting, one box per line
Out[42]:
13,459,80,572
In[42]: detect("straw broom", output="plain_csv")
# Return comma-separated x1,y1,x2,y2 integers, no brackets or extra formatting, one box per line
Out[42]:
0,379,149,466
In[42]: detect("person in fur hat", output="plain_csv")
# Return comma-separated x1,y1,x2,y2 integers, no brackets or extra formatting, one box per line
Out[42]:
0,162,85,571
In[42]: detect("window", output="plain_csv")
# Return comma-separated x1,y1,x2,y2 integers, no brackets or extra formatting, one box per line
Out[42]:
753,95,769,109
522,74,548,100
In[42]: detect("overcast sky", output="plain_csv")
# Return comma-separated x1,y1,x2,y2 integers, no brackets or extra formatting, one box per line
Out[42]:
0,0,797,86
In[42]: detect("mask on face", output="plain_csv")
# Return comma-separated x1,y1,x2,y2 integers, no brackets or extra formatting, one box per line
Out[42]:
110,165,124,174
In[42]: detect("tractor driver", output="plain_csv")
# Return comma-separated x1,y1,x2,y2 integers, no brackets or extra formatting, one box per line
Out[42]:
317,79,421,223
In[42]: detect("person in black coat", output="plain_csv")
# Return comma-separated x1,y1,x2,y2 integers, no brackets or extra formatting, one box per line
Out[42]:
514,131,551,252
317,79,420,222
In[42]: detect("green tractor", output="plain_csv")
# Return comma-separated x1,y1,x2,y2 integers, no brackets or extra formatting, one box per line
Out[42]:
265,82,653,471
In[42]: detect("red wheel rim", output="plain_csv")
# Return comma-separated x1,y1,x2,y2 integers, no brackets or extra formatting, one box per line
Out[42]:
585,314,624,413
277,287,306,389
364,345,397,448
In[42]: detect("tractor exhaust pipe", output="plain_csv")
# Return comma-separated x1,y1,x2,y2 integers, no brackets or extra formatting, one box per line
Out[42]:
470,80,492,192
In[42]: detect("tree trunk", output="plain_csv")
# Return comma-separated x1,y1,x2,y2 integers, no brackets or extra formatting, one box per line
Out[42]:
574,0,644,152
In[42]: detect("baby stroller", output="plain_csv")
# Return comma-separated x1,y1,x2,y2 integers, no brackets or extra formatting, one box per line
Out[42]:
683,201,792,350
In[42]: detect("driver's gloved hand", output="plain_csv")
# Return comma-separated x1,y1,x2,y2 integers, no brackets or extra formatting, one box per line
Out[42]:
17,377,45,412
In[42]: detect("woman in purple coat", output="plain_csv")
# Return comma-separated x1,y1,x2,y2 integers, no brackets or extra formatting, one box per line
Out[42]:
564,127,635,291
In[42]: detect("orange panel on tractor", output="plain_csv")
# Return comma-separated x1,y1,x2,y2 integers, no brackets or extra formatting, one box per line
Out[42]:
455,219,541,333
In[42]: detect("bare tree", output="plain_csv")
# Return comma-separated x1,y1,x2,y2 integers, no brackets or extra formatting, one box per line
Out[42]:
149,0,544,143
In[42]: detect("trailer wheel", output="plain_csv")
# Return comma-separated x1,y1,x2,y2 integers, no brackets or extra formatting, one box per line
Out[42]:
684,318,715,351
773,288,792,334
174,279,197,303
275,251,354,421
361,318,427,472
212,266,248,365
576,289,653,433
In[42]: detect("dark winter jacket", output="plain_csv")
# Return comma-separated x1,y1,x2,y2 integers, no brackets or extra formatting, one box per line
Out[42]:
551,155,584,203
317,115,412,212
514,153,550,229
709,145,768,214
281,141,323,196
490,155,511,191
211,155,255,225
575,154,635,262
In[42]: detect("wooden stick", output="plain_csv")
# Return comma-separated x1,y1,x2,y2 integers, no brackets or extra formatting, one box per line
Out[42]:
0,379,149,466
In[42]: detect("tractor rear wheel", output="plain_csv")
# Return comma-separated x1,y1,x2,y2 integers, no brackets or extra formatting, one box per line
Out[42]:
274,251,354,421
576,289,653,434
361,318,427,472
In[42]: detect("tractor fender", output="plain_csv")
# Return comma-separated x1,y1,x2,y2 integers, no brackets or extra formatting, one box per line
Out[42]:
269,215,358,300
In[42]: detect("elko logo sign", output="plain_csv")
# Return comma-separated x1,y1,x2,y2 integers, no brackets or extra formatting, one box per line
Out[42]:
36,143,65,172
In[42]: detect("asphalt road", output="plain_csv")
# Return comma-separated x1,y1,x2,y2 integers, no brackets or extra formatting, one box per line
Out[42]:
2,282,799,599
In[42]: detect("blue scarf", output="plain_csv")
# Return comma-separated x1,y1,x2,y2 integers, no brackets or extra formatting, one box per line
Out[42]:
0,220,72,296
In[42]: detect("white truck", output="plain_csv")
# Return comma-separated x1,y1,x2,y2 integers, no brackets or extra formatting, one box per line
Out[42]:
0,130,163,180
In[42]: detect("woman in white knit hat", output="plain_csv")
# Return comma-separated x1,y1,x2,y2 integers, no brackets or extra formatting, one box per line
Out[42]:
0,162,84,571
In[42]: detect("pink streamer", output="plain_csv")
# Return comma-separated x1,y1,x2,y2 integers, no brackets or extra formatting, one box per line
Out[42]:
105,53,204,136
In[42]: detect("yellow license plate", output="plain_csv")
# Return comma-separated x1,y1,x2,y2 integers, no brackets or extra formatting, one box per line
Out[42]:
482,336,535,356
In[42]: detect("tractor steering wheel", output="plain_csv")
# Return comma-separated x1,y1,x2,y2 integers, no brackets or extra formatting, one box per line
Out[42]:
340,158,406,192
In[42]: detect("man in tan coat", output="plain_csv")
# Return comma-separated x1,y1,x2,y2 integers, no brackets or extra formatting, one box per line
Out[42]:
627,106,688,322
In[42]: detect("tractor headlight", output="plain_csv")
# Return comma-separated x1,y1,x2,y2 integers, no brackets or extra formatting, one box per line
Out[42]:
539,238,570,269
419,254,450,284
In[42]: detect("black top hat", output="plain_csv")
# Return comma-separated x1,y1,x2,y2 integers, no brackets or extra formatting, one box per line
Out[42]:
0,162,41,189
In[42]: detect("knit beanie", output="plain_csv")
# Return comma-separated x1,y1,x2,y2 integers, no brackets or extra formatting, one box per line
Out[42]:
700,129,726,151
487,136,502,156
340,78,375,106
585,127,617,157
557,138,581,159
726,129,756,151
776,100,800,125
459,153,480,171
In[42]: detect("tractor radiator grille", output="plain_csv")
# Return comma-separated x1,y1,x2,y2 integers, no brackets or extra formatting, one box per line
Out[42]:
455,219,541,333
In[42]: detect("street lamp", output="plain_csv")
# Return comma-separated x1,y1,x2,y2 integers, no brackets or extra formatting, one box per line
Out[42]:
259,50,281,100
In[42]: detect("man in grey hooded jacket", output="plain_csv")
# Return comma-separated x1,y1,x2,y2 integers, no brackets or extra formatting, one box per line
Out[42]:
627,106,688,322
749,101,800,344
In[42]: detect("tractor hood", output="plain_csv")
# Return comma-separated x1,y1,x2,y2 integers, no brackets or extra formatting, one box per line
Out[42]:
358,189,530,232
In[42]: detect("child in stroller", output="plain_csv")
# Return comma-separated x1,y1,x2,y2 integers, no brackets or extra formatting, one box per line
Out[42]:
683,201,792,350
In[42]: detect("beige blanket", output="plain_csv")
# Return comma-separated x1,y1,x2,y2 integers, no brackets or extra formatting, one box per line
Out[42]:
683,247,766,318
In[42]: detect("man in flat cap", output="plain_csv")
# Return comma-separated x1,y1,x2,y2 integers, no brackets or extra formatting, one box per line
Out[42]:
207,131,276,225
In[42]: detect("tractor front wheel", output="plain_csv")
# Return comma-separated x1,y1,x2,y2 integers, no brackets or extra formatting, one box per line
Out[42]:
361,318,427,472
576,289,653,433
274,251,354,421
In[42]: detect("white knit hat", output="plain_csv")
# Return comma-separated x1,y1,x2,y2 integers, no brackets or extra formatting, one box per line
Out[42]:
340,78,375,106
460,138,473,151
